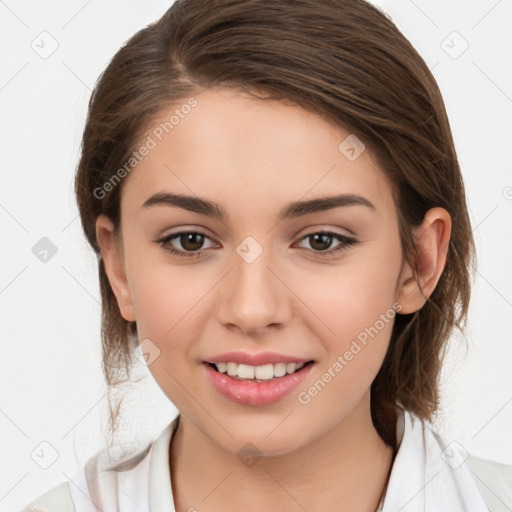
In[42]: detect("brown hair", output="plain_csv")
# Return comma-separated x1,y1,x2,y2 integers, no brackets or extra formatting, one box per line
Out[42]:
75,0,475,444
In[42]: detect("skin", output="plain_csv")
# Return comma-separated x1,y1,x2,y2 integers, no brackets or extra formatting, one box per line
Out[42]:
96,88,451,511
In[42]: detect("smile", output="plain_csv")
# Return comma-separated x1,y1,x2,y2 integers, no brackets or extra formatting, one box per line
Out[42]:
209,361,309,381
203,360,315,406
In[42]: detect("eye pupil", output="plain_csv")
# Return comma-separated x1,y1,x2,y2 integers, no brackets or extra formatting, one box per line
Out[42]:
181,233,204,251
310,233,332,251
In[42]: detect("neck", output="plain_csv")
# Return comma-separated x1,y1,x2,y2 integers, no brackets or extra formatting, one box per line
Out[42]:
170,393,396,512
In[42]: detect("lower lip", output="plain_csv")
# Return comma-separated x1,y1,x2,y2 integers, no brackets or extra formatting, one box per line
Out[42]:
203,362,314,406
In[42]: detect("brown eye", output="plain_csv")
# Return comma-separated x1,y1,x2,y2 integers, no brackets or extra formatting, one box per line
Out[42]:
154,230,216,258
179,232,206,251
297,231,358,256
308,233,335,251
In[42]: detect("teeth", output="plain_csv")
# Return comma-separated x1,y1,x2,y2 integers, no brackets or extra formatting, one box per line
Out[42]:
237,364,255,379
226,362,238,376
213,361,307,380
216,362,227,373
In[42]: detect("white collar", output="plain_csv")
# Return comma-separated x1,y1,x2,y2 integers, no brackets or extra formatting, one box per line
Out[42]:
148,414,178,512
379,407,488,511
72,407,488,512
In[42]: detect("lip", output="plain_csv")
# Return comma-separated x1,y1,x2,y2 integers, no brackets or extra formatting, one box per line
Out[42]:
203,360,314,406
204,351,312,366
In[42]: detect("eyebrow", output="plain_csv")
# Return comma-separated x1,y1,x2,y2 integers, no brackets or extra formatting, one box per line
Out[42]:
141,191,375,220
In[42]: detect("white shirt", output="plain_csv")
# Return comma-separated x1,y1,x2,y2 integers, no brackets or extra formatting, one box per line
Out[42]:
22,406,512,512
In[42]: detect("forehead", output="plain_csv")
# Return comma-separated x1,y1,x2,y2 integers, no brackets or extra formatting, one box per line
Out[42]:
120,88,394,219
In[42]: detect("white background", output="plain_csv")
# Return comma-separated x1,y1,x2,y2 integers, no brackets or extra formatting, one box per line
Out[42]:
0,1,511,510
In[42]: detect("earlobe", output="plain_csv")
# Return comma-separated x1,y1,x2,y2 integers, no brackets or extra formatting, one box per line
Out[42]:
396,207,452,314
95,214,136,322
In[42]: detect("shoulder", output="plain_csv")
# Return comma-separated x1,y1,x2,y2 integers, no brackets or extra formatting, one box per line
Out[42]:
19,417,180,512
20,481,75,512
19,441,153,512
394,406,512,510
465,453,512,509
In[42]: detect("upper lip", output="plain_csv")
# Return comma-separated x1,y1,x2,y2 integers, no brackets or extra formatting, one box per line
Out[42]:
205,351,313,366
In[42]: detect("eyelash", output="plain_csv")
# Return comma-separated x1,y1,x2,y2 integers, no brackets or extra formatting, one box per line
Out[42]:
153,229,358,259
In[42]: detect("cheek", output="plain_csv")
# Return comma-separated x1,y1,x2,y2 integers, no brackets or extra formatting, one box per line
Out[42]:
296,237,403,367
126,263,211,405
301,270,397,359
129,265,210,341
123,227,213,338
293,257,401,413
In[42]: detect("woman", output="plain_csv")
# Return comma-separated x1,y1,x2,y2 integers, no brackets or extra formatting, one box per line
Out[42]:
21,0,512,510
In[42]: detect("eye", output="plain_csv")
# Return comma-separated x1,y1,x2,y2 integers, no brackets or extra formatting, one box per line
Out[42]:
295,230,358,256
153,230,217,258
153,229,358,259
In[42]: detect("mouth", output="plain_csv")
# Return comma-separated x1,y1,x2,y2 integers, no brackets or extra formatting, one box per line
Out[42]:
205,360,315,383
202,359,316,406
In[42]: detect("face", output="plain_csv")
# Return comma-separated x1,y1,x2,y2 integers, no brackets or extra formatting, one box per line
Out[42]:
100,88,409,455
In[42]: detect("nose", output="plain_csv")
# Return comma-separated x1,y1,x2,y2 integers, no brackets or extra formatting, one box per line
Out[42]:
216,242,293,336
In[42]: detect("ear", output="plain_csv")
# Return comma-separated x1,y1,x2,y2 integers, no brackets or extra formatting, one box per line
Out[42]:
396,207,451,314
95,214,136,322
